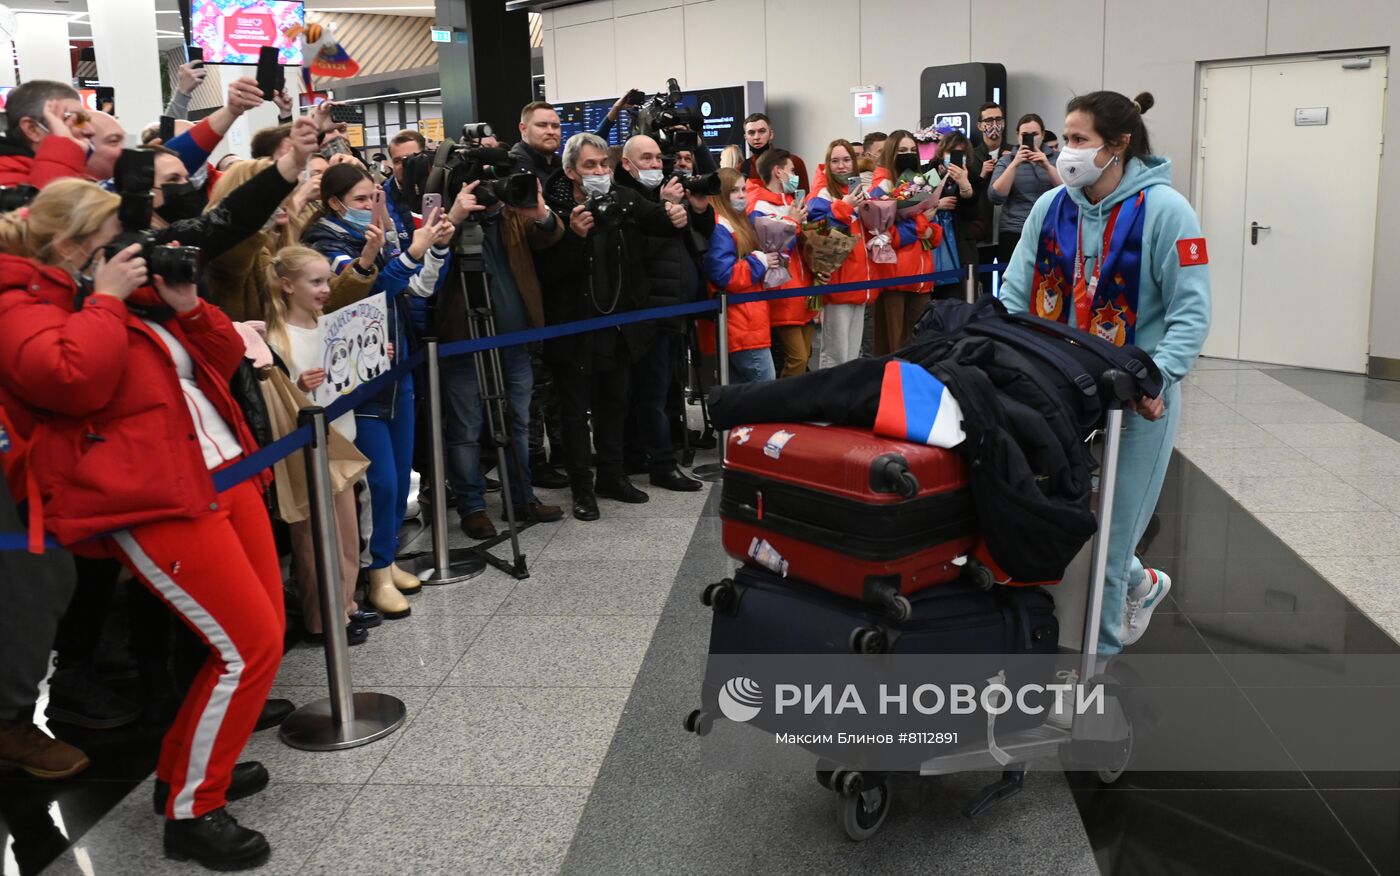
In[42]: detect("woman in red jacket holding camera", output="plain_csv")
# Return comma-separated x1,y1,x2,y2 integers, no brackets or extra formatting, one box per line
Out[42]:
0,179,281,872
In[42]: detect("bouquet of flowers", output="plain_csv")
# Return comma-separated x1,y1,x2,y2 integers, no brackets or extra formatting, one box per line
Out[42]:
859,199,898,264
753,215,797,289
799,220,857,286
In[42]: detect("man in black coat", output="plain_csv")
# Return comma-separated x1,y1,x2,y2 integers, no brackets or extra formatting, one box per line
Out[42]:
614,133,714,493
535,132,689,520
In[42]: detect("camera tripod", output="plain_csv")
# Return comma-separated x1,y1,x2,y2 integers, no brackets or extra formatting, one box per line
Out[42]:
408,237,532,582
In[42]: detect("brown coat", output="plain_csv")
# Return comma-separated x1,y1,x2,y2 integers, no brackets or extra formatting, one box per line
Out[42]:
204,206,377,322
434,209,564,342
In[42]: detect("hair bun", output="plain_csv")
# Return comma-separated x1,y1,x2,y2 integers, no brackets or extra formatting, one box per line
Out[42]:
1133,92,1155,115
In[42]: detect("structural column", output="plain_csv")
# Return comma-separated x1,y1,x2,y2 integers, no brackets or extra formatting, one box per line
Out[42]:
87,0,163,139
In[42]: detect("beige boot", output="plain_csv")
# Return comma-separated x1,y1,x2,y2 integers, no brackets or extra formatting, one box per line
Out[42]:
389,562,423,594
367,568,411,619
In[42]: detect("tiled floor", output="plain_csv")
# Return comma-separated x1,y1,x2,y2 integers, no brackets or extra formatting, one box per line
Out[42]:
8,357,1400,875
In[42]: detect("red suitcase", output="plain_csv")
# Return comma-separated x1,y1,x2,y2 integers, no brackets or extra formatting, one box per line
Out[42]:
720,422,979,618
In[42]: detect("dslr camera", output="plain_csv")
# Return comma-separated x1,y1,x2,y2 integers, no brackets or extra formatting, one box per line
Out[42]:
103,150,201,284
403,122,536,212
0,184,38,213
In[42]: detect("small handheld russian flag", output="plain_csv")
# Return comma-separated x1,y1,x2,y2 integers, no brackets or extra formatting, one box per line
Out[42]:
873,359,966,449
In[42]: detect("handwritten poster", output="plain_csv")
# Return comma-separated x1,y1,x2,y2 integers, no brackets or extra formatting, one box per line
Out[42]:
313,292,390,407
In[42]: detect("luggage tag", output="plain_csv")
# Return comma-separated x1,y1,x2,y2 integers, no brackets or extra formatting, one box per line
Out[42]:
747,537,790,577
733,426,754,446
763,429,796,459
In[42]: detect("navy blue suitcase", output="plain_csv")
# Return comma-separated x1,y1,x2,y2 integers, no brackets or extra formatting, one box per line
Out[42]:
705,566,1058,657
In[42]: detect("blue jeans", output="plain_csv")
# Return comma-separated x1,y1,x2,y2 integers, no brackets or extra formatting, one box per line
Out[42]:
729,348,776,384
355,374,415,570
442,346,536,514
1098,382,1181,654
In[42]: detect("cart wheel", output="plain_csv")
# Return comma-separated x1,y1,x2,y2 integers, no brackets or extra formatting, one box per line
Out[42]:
850,627,888,655
890,594,913,622
839,778,891,841
1096,721,1133,784
966,561,996,591
684,709,714,737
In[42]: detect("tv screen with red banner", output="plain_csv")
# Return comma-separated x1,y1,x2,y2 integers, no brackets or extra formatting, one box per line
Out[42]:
190,0,305,66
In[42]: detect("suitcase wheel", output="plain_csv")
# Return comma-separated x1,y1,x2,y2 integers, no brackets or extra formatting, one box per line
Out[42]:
684,708,714,737
850,627,888,655
965,560,996,591
838,774,891,841
701,580,737,614
890,594,913,622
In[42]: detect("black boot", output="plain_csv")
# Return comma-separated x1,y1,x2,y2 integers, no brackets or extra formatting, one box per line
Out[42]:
154,762,269,816
596,476,650,504
572,490,600,521
649,466,703,492
163,808,270,870
45,665,139,730
253,699,294,732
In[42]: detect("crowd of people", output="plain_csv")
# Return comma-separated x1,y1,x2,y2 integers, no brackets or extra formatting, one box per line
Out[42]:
0,59,1205,873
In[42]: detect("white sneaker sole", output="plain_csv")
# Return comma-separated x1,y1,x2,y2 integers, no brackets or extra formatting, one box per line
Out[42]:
1121,572,1172,647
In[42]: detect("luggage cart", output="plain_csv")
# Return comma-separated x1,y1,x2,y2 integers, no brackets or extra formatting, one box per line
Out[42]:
685,369,1138,841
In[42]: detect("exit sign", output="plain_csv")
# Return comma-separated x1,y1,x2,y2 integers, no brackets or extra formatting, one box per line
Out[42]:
853,89,880,119
430,27,452,43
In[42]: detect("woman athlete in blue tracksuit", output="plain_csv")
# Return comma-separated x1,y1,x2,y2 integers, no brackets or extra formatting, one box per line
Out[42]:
1000,91,1211,654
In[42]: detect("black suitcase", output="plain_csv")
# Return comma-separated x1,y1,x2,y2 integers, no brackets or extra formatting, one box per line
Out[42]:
705,565,1058,657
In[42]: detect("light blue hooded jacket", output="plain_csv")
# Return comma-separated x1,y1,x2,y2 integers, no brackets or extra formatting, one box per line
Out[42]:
1000,155,1211,388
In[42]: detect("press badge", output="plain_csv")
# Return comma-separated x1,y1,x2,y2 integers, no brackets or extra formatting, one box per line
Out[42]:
764,429,796,459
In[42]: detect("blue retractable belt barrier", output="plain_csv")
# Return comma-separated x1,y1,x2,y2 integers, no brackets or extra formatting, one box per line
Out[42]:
0,264,1003,552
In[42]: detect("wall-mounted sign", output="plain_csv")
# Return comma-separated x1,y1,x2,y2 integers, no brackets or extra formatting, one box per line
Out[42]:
1295,107,1329,126
852,86,881,119
430,27,451,43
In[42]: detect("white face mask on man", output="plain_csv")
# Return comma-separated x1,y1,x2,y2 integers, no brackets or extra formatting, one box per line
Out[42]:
635,168,665,189
1056,144,1117,189
581,174,613,197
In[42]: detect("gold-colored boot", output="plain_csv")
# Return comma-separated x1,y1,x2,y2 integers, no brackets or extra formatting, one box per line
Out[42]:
389,562,423,594
367,568,411,619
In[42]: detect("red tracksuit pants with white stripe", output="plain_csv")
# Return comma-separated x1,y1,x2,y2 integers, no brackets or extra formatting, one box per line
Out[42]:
110,479,284,820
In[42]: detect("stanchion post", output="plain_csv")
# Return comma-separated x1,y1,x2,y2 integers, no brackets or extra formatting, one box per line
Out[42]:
964,263,978,304
411,339,486,585
693,293,729,481
280,407,406,751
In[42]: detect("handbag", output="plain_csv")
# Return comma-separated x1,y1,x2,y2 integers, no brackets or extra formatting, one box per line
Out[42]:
258,366,369,524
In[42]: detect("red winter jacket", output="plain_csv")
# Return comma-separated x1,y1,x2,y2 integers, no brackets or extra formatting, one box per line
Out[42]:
869,168,942,294
806,164,875,306
701,215,772,354
0,135,89,189
745,185,812,327
0,255,261,550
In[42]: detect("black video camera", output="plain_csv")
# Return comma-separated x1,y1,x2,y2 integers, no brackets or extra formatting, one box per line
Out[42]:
632,78,703,155
406,124,537,212
679,172,722,196
102,150,201,284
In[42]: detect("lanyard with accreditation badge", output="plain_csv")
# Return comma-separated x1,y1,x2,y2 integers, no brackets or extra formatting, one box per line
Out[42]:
1070,191,1144,330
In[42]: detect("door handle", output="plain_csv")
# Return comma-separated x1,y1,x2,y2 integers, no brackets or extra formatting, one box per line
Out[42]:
1251,221,1271,245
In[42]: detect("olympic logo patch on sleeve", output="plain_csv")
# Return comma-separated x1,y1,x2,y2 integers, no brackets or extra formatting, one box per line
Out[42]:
1177,237,1209,267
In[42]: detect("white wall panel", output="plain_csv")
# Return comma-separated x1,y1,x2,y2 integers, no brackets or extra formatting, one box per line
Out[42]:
554,1,614,28
970,0,1103,128
859,0,971,138
553,20,618,101
614,8,687,98
762,0,859,164
614,0,684,16
683,0,765,91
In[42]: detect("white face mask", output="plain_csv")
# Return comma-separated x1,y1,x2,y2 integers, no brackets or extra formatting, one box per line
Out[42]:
636,168,665,189
581,174,612,197
1056,144,1115,189
729,195,746,212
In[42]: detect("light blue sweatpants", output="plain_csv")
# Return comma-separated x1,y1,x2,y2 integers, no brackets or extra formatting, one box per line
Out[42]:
1097,381,1181,655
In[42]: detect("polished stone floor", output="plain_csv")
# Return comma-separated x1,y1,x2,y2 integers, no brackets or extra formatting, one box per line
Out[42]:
6,358,1400,875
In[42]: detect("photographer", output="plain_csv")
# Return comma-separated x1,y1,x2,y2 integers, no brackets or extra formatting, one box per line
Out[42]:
0,179,286,869
535,132,688,521
615,134,713,492
0,80,91,190
434,170,566,540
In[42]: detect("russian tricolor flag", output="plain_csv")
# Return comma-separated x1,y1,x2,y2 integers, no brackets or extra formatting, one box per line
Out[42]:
873,360,966,449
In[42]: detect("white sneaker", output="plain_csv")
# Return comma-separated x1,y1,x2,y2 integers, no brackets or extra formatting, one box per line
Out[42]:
1120,568,1171,647
1046,669,1078,730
